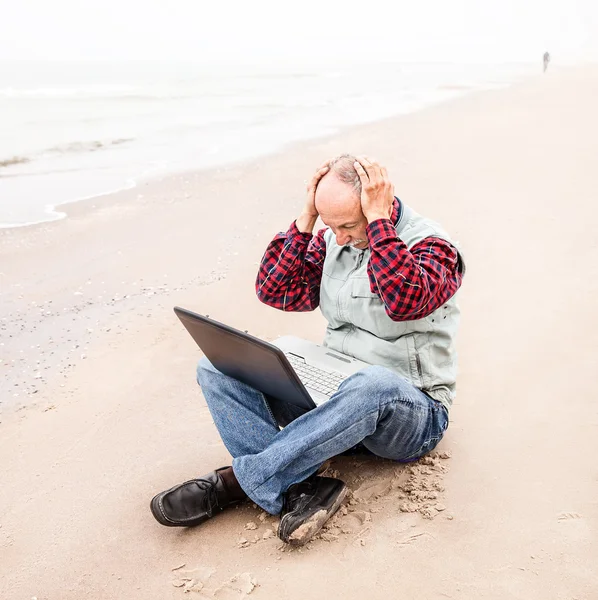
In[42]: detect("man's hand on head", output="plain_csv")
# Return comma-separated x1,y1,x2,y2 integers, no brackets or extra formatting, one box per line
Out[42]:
296,160,330,233
353,156,395,224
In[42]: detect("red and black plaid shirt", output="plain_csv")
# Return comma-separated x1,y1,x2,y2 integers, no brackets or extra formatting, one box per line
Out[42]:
256,198,464,321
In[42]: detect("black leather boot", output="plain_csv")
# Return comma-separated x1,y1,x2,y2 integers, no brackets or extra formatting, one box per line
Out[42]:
278,476,347,545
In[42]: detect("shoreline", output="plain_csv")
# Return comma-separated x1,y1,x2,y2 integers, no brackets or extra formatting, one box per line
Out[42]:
0,66,538,232
0,178,139,230
0,67,574,417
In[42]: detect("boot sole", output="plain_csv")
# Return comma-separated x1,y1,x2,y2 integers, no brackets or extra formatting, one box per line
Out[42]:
280,485,348,546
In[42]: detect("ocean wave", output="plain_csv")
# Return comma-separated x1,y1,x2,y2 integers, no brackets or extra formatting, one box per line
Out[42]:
0,138,134,173
43,138,134,155
0,156,30,168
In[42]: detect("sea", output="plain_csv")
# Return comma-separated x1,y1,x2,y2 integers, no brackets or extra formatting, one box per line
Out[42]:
0,60,535,228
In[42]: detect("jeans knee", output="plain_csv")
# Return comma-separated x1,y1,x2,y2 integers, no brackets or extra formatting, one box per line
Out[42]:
196,356,218,385
346,365,408,401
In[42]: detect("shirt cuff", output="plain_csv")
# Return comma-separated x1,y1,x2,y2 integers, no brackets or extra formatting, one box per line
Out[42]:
366,218,397,246
288,220,313,242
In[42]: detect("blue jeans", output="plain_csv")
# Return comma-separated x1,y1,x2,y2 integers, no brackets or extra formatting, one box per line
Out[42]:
196,357,449,514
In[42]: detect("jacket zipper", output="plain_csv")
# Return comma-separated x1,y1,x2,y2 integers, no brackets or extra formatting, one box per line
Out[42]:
336,249,366,322
415,352,424,382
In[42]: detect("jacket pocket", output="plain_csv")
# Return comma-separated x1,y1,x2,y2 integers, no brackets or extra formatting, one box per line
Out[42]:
350,278,412,339
350,278,379,299
405,333,424,389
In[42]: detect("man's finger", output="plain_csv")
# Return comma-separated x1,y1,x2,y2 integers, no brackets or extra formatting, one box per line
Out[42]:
310,164,329,181
313,166,329,184
307,165,330,195
359,155,383,185
355,157,373,174
353,161,369,181
358,155,383,183
371,159,386,183
361,155,382,170
366,157,383,176
314,163,330,178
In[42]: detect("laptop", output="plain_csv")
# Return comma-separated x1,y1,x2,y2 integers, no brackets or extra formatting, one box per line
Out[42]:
174,306,370,424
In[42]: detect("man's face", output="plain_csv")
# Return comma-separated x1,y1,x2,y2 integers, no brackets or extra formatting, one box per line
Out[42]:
314,174,369,249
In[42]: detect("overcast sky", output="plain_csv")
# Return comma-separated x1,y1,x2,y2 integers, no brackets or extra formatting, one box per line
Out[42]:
2,0,597,63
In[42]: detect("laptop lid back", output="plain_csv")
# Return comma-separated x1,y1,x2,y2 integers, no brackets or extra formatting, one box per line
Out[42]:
174,306,316,412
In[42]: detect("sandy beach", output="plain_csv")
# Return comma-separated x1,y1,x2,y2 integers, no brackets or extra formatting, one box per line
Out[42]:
1,66,597,599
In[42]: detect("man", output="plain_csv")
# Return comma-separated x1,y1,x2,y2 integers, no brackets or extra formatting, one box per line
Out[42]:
543,51,551,73
150,155,465,546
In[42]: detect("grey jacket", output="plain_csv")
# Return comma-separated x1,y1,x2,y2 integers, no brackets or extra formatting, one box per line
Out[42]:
320,201,465,411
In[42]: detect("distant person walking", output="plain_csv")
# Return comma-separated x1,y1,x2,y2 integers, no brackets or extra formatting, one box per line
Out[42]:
543,52,551,73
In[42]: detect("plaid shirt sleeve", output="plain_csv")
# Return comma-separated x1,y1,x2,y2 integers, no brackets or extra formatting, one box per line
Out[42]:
366,218,464,321
255,221,326,311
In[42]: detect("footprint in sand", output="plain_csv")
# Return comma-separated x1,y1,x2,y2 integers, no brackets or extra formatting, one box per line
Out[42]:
213,573,258,599
557,512,582,521
171,566,257,598
339,510,372,534
352,480,392,502
171,565,216,593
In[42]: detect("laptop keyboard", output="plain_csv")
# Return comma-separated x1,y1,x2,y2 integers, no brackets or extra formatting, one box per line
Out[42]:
286,353,347,397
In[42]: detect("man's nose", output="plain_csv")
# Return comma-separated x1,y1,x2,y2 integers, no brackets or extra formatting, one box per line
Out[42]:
336,232,350,246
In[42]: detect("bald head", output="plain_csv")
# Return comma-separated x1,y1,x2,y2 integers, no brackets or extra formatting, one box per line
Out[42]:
314,154,368,249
